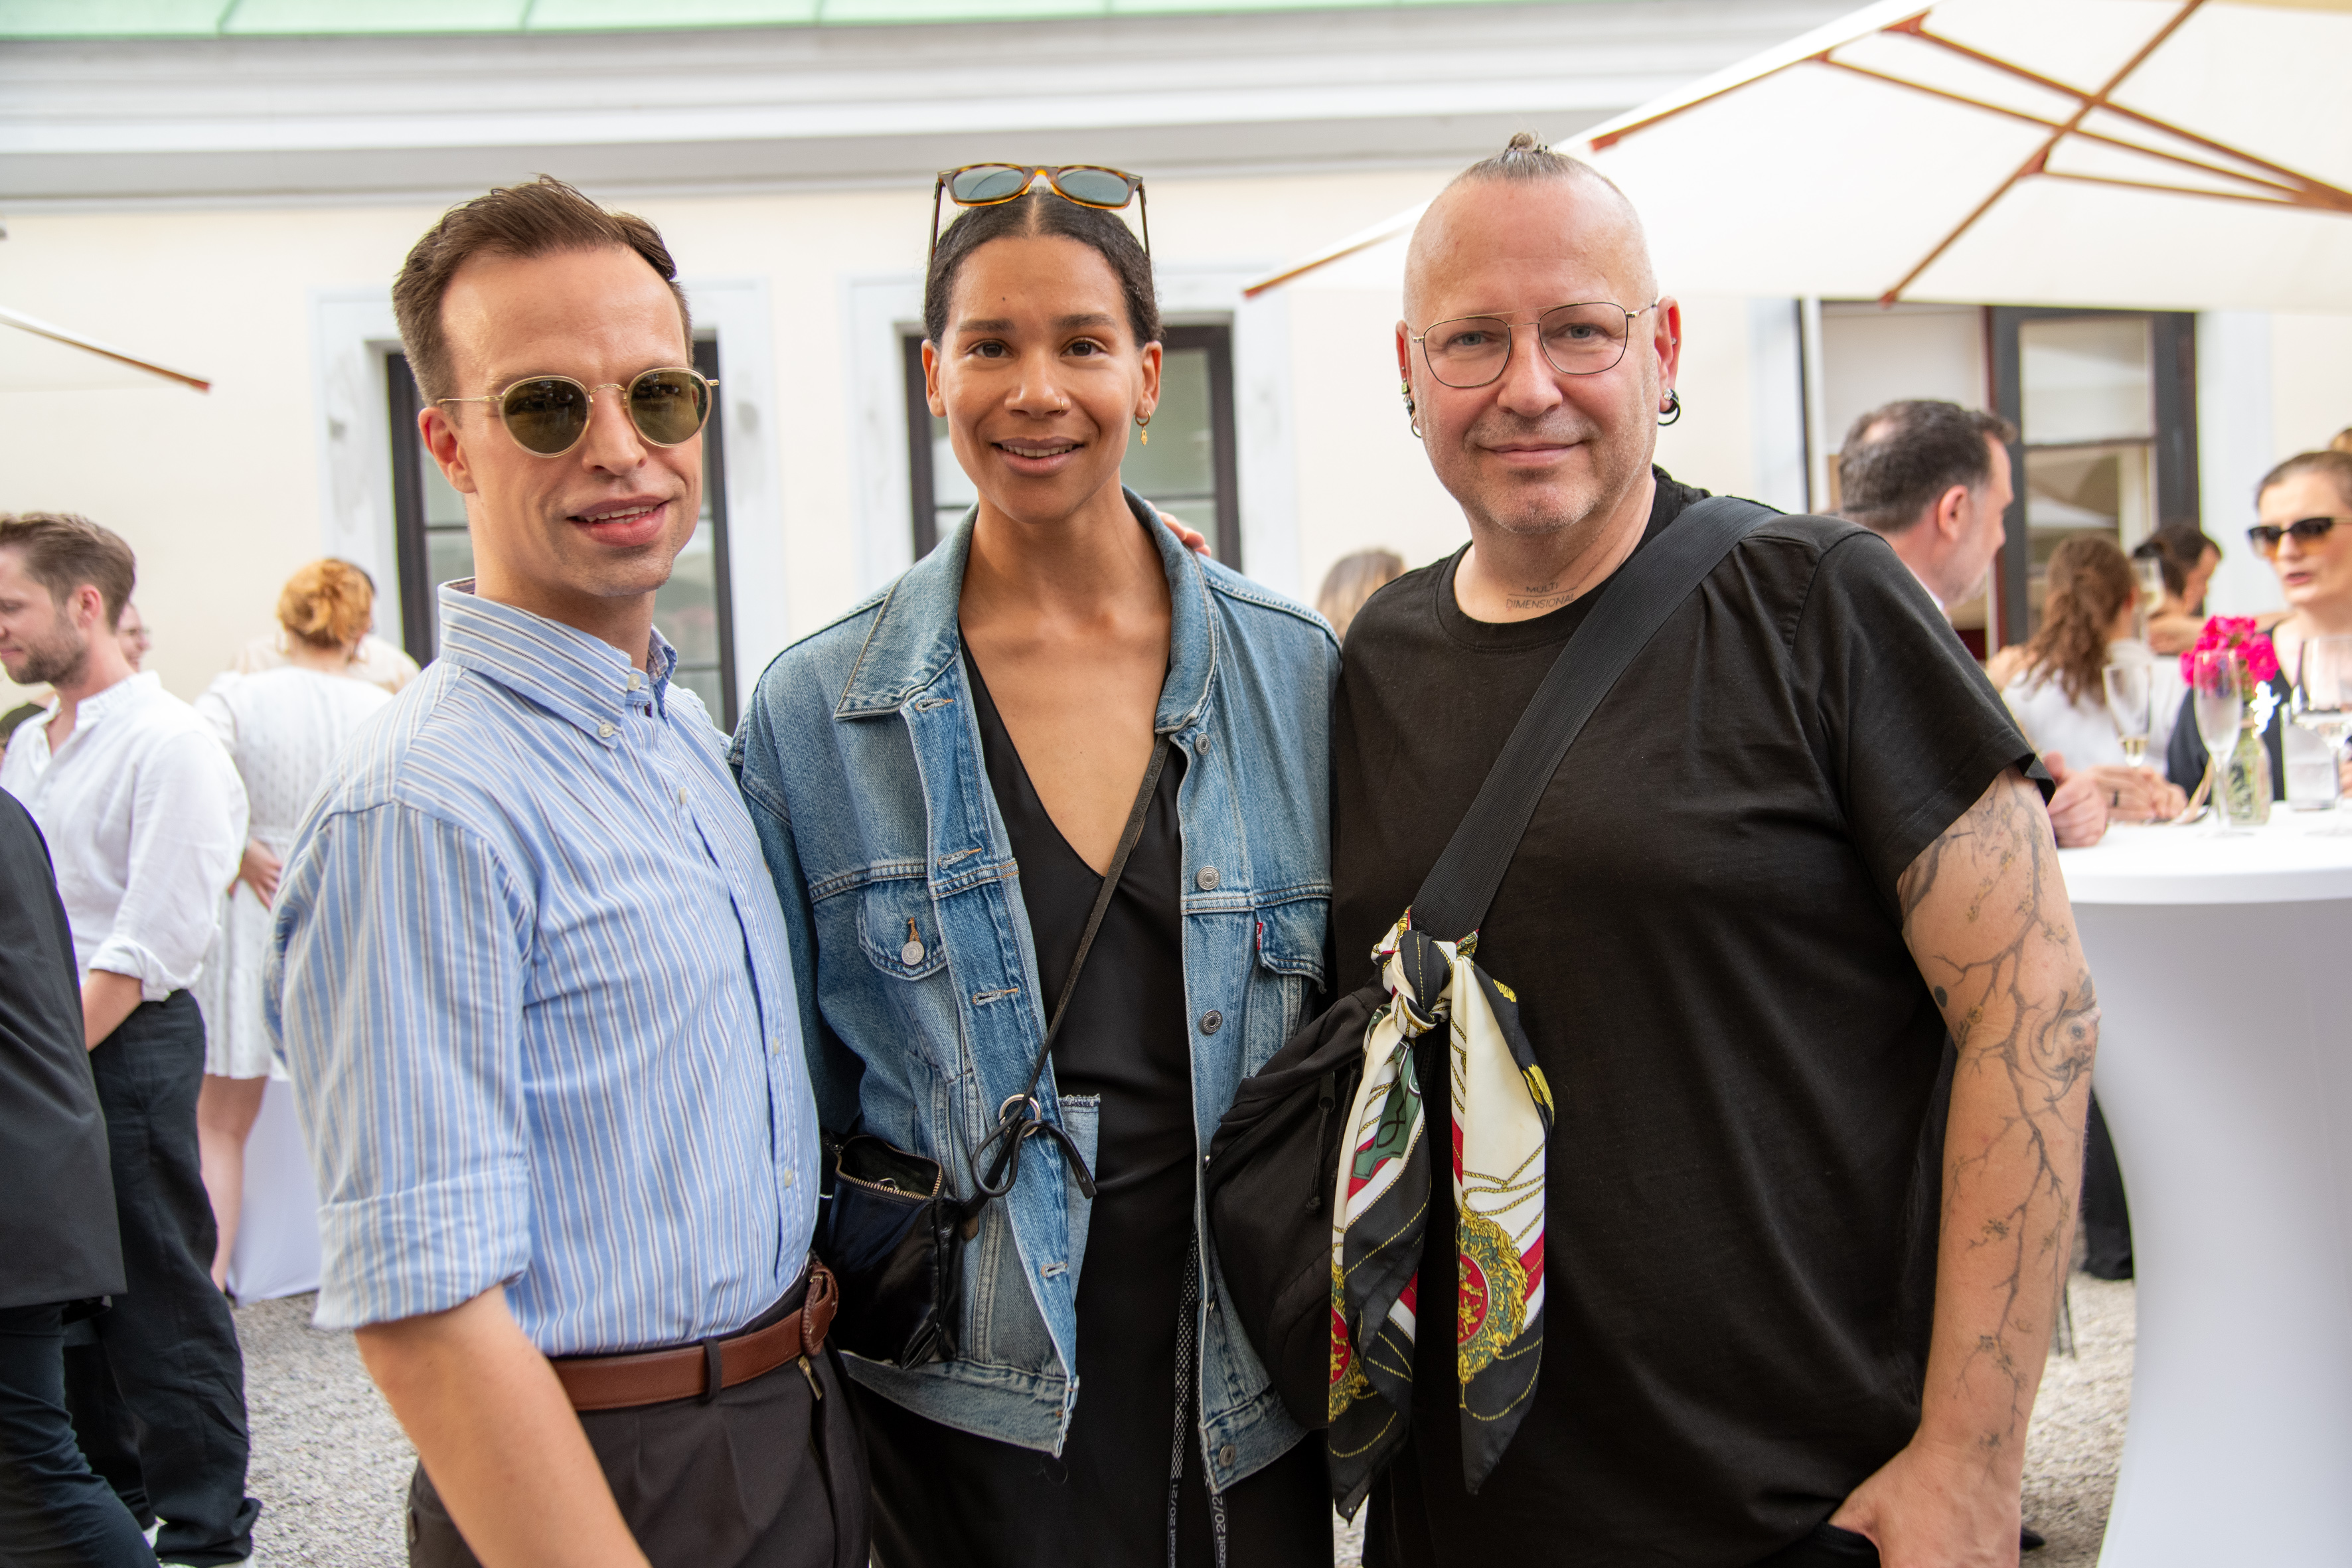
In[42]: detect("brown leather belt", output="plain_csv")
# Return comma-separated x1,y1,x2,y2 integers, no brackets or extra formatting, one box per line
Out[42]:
550,1261,838,1413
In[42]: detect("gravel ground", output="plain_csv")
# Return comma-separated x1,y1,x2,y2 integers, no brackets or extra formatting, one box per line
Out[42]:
235,1275,2133,1566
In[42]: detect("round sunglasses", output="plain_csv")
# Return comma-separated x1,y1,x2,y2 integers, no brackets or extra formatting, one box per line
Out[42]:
929,163,1148,261
435,367,716,458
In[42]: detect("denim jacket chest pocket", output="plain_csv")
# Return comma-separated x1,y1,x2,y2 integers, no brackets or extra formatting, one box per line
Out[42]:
857,874,951,982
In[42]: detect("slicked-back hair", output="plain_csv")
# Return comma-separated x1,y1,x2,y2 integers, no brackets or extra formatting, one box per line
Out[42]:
2258,447,2352,511
0,512,137,625
1838,400,2019,535
393,175,691,403
923,190,1159,350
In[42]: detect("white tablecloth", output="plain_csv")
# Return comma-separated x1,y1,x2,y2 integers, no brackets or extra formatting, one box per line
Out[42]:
2057,815,2352,1565
222,1077,321,1304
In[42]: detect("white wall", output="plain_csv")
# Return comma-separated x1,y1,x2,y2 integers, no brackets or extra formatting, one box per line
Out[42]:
2195,311,2352,620
0,166,1452,711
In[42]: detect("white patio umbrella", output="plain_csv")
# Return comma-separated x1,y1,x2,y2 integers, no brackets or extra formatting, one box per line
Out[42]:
1245,0,2352,313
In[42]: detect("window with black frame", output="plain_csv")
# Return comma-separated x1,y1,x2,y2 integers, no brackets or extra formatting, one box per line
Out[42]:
1989,307,2197,644
903,321,1240,567
387,336,738,727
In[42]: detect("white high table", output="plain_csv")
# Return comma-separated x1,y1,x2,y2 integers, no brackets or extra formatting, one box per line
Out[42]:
2057,817,2352,1564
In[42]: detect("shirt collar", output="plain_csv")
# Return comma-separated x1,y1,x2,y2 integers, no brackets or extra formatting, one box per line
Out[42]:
435,582,676,747
64,671,156,734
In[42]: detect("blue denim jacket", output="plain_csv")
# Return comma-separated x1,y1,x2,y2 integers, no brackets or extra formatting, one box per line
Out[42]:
731,492,1336,1489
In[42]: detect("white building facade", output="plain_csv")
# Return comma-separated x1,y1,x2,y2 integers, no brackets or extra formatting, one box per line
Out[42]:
3,0,2343,716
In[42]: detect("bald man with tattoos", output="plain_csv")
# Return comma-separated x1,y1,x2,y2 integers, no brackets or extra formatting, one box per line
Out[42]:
1331,136,2095,1568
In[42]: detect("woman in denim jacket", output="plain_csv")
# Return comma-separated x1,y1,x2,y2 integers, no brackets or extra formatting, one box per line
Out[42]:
733,185,1338,1565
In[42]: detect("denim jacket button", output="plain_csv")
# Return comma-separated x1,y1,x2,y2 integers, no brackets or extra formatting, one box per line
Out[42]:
1195,866,1220,891
1200,1010,1223,1035
1217,1443,1237,1468
902,939,926,966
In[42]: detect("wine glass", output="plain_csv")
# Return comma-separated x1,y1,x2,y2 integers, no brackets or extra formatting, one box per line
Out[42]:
2189,649,2245,834
2102,662,2152,769
2291,635,2352,821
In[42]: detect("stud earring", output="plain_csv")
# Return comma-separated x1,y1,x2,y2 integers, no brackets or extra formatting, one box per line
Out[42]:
1658,389,1683,427
1136,413,1151,446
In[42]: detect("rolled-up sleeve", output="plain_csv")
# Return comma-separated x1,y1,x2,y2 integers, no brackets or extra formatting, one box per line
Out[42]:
90,728,247,999
266,801,534,1330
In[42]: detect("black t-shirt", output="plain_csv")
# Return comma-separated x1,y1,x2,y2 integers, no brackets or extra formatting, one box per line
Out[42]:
1334,473,2037,1566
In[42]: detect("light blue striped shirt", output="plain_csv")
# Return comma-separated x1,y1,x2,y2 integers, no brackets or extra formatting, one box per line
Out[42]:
266,584,818,1355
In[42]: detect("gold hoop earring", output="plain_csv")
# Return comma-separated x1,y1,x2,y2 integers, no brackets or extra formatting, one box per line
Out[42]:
1136,413,1151,447
1401,378,1422,441
1658,389,1683,427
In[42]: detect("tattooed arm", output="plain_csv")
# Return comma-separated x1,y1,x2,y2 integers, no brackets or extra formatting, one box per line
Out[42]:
1830,767,2098,1567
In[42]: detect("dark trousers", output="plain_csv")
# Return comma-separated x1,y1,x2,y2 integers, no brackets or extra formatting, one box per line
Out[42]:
62,992,259,1566
2080,1094,2134,1280
407,1344,869,1568
0,1302,156,1568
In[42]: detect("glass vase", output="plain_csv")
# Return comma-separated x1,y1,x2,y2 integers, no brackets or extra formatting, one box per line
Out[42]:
2221,722,2274,826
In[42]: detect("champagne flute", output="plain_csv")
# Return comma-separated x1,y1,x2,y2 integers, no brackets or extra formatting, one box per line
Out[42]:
2103,662,2152,769
2190,649,2245,834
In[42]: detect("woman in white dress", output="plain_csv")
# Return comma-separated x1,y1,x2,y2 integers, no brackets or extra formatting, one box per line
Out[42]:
192,560,394,1288
1999,533,2187,817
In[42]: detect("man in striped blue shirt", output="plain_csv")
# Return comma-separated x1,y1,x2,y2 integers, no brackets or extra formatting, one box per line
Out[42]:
268,177,864,1568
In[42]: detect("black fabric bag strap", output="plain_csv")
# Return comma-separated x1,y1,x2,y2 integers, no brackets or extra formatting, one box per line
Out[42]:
970,733,1172,1204
1411,495,1774,941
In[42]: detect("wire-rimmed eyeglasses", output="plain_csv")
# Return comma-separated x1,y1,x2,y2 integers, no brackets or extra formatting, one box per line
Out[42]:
1409,301,1660,388
434,367,716,458
929,164,1149,262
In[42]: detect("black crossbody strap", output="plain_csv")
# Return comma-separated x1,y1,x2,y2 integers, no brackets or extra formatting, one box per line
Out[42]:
970,733,1172,1206
1410,496,1774,941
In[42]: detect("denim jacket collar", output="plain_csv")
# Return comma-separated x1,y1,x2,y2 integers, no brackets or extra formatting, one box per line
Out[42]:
834,487,1216,734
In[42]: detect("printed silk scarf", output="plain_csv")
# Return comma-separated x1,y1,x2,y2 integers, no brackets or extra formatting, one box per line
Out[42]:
1328,917,1553,1514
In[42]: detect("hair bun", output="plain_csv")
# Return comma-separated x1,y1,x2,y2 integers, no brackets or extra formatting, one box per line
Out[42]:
277,558,375,651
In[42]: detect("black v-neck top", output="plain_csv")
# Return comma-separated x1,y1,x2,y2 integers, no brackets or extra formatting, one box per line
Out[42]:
852,649,1328,1568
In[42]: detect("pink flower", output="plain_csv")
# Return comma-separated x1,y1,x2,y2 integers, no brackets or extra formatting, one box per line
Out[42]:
2180,615,2280,684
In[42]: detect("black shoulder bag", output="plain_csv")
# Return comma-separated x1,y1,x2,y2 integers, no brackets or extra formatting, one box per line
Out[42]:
1204,496,1771,1428
821,736,1173,1368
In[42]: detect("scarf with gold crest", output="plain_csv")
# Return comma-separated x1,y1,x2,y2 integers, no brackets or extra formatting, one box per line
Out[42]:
1327,917,1552,1514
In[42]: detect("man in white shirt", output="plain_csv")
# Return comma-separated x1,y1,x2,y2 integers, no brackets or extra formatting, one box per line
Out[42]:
1837,400,2119,848
0,512,258,1568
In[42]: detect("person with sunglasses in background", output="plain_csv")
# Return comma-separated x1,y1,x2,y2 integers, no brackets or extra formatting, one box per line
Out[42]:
734,165,1337,1567
268,177,865,1568
2166,448,2352,800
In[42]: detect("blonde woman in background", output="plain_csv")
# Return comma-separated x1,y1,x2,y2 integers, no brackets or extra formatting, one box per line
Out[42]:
1315,547,1405,642
192,561,394,1288
230,558,418,694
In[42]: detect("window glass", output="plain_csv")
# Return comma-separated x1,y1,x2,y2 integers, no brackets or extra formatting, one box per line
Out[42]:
1121,345,1219,554
2021,317,2154,444
2018,317,2157,627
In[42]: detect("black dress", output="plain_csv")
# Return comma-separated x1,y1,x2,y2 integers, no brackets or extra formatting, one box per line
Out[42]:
854,649,1329,1568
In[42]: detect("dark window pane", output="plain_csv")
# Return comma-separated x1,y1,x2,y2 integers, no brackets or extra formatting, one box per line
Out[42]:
1123,346,1217,505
